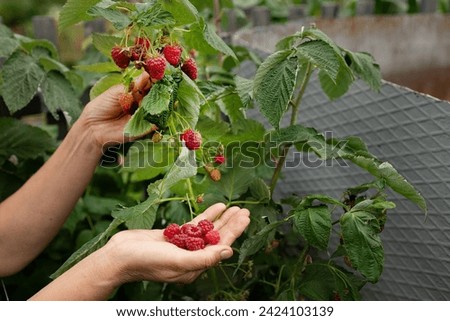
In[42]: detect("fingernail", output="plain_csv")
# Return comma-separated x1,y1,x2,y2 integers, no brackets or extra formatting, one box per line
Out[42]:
220,249,232,260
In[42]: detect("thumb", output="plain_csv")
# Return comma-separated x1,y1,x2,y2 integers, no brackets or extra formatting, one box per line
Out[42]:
182,245,233,271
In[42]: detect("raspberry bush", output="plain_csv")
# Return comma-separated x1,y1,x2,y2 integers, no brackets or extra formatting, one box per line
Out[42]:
0,0,427,301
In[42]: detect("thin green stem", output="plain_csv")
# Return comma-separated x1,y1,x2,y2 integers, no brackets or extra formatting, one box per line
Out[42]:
290,62,313,126
228,200,263,206
185,193,195,220
186,178,199,213
218,265,239,291
156,197,187,204
290,243,310,296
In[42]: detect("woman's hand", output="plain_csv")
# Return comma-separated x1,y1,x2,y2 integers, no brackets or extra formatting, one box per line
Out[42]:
106,203,250,285
77,72,153,150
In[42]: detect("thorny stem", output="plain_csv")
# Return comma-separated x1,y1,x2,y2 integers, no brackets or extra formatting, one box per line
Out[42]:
269,63,313,196
290,243,310,296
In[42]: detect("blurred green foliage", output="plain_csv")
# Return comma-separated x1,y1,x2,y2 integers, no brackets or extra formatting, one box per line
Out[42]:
0,0,66,28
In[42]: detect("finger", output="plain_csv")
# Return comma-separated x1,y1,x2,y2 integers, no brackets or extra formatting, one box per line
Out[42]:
131,71,151,104
213,206,248,230
218,213,250,246
177,244,233,272
191,203,227,225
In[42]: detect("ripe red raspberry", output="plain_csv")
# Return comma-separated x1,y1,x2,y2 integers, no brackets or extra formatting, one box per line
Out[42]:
214,154,226,165
181,58,198,80
163,223,181,240
198,219,214,235
111,46,130,69
163,44,183,66
130,46,144,61
144,56,166,80
180,224,203,238
204,230,220,245
118,92,135,114
134,37,151,51
180,129,202,150
185,237,205,251
169,233,188,249
208,168,221,182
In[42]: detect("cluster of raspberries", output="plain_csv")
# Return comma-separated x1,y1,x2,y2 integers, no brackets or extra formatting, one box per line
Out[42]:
112,36,198,115
163,219,221,251
111,37,198,81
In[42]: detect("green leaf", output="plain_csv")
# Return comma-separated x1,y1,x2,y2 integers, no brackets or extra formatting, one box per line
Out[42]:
59,0,102,31
294,205,332,250
299,194,346,208
88,5,131,30
141,81,172,115
254,49,299,129
340,207,384,283
279,125,426,214
125,202,159,230
50,217,122,279
349,157,427,214
249,177,271,202
124,106,155,137
201,19,237,60
41,71,82,121
184,18,236,59
215,90,245,127
235,76,253,108
110,193,160,230
112,194,156,221
0,51,46,113
176,74,203,128
221,119,266,145
196,116,230,142
161,0,199,25
238,221,284,266
297,40,341,82
0,118,56,166
299,263,363,300
0,24,20,58
214,166,254,201
92,33,122,58
89,73,122,99
318,64,354,100
39,57,70,73
132,2,175,28
83,195,121,216
275,32,301,51
18,37,59,60
122,141,175,182
269,125,317,145
345,50,382,91
302,27,347,66
155,147,198,196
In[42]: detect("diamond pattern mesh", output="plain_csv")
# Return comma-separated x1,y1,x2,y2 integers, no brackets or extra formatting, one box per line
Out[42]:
242,66,450,300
